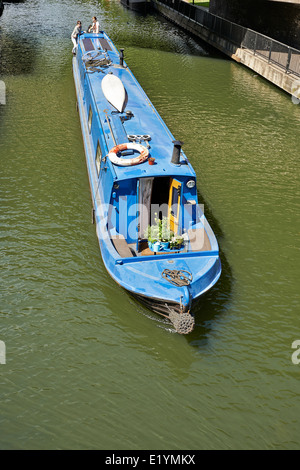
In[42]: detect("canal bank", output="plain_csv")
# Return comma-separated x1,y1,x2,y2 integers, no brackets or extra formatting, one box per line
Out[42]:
125,0,300,98
152,0,300,97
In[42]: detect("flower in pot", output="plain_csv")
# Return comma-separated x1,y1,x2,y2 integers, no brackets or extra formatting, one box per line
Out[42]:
145,214,174,251
170,235,184,250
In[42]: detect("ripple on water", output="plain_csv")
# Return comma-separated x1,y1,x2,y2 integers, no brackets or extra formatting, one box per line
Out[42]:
0,0,299,451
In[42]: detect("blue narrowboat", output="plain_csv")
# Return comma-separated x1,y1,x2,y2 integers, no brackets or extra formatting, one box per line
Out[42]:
72,31,221,334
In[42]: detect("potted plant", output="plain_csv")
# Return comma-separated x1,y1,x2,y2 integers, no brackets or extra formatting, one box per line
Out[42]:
170,235,184,250
145,214,174,251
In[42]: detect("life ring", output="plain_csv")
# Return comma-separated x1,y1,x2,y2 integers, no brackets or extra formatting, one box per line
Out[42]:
108,143,149,166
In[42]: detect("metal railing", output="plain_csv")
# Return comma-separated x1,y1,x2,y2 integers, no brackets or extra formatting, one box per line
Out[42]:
156,0,300,77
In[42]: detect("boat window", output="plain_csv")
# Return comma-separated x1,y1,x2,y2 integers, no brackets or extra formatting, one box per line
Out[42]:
95,141,101,175
88,105,93,133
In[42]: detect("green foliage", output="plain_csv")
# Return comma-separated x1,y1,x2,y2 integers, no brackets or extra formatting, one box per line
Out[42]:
170,236,184,249
145,214,184,249
145,214,174,243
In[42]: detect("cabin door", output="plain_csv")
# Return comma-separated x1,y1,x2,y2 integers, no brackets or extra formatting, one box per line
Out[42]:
168,179,182,234
138,178,153,239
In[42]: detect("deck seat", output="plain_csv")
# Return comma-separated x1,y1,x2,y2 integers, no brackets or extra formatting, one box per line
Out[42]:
111,234,134,258
188,228,211,252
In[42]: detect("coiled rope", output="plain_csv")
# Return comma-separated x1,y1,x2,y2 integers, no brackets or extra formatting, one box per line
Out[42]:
83,51,112,73
161,269,192,287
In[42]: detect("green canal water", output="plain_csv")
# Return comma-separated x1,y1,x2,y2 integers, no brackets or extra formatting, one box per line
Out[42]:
0,0,299,450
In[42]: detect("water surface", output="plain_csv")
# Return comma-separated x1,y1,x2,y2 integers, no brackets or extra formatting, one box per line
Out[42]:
0,0,299,450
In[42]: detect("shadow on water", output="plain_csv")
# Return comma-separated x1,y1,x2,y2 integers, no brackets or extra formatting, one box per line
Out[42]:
186,195,233,347
0,32,36,133
0,32,36,75
118,4,229,60
112,7,215,57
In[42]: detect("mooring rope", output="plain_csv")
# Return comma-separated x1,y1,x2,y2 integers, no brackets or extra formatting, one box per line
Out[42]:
161,269,192,287
85,58,111,68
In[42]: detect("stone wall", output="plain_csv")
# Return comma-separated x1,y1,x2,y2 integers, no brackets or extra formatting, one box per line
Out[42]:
209,0,300,49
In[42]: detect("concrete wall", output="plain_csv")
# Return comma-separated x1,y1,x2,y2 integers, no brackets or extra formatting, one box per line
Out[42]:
152,1,300,98
209,0,300,49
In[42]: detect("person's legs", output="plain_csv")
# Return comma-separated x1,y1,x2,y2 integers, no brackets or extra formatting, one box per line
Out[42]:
71,37,77,54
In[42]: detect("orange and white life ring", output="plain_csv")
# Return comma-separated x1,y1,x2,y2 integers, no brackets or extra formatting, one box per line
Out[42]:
108,143,149,166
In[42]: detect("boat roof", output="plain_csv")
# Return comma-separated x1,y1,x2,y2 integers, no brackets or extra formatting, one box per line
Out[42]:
79,33,196,182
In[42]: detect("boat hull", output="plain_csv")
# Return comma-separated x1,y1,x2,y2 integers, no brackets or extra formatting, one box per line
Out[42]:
72,32,221,333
